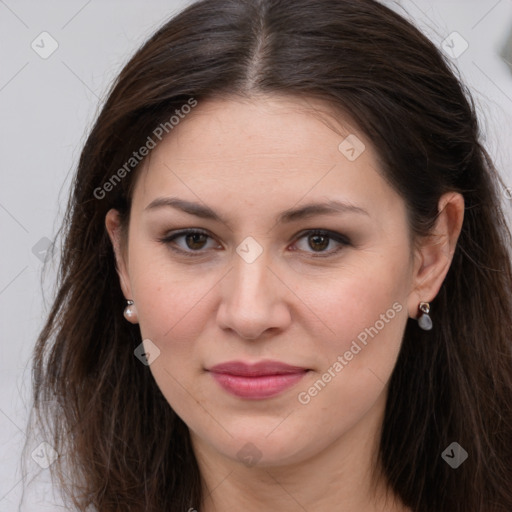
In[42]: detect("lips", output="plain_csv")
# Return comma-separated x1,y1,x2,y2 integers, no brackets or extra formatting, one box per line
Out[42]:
207,360,309,399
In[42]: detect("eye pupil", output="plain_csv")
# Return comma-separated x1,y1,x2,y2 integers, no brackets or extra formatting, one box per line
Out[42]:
186,233,207,250
309,234,329,251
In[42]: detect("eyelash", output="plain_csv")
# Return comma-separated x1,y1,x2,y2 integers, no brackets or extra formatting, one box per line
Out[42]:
158,228,351,258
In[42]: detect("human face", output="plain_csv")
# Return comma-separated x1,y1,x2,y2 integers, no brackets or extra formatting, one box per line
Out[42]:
110,95,415,468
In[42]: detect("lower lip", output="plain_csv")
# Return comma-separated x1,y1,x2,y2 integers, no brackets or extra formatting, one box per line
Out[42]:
210,371,308,399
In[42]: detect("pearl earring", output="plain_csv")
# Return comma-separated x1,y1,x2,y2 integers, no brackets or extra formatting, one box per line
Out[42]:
417,301,433,330
123,300,138,322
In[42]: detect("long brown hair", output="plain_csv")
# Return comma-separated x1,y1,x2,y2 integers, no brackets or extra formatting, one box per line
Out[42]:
29,0,512,510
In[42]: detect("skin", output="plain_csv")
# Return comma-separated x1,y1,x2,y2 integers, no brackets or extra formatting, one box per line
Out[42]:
106,95,464,512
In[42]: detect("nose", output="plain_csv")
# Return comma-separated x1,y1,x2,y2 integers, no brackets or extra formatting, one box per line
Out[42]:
216,249,292,340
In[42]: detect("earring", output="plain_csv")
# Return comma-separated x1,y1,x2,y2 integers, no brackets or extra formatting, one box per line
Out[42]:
417,301,433,331
123,300,138,323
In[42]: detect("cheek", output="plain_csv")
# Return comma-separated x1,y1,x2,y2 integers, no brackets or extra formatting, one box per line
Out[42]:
127,238,217,338
127,250,222,401
292,253,410,416
331,273,407,352
297,250,409,355
128,253,218,419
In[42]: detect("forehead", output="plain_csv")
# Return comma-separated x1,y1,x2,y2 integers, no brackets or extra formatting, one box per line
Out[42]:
131,95,402,220
146,94,362,167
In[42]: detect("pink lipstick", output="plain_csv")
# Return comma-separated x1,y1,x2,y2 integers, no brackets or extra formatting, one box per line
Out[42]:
208,360,308,399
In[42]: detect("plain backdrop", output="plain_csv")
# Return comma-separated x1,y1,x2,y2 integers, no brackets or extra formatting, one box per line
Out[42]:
1,0,511,510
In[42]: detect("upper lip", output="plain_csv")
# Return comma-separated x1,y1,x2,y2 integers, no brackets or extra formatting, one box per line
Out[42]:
208,360,308,377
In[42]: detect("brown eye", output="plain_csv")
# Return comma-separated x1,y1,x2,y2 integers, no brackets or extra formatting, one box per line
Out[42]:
159,229,220,256
185,232,208,250
293,229,350,256
308,233,330,252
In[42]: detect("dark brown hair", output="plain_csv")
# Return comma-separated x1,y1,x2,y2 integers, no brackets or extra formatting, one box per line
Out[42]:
30,0,512,510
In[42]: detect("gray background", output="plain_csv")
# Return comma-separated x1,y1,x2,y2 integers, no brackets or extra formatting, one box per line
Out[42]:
1,0,511,510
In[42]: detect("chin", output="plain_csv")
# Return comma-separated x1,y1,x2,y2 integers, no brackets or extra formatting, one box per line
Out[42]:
211,430,318,469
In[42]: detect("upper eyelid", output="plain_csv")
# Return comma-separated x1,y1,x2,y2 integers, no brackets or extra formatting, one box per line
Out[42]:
161,228,349,252
162,229,220,246
162,228,347,241
293,228,349,242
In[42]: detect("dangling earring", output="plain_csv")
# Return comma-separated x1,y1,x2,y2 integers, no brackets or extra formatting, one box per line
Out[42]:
417,301,433,330
123,300,138,323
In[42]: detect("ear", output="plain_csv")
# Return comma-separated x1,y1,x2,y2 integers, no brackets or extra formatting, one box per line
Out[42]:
407,192,465,319
105,208,133,301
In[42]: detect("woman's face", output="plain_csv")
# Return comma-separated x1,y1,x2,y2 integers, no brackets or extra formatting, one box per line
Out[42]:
109,95,419,468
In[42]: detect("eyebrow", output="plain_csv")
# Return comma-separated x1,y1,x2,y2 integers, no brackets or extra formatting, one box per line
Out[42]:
144,197,369,224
